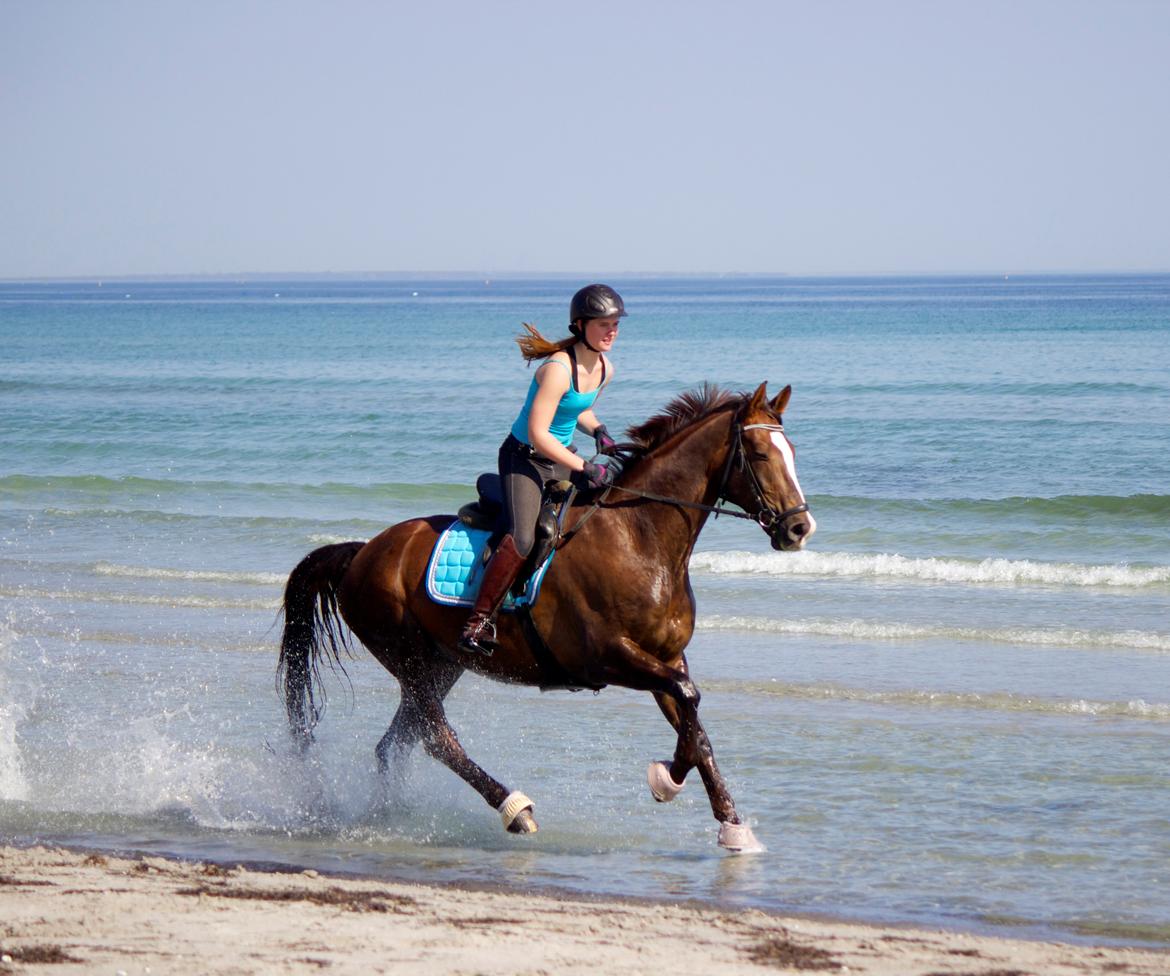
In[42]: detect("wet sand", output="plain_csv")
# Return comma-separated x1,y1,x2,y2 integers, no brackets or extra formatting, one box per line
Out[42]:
1,845,1165,975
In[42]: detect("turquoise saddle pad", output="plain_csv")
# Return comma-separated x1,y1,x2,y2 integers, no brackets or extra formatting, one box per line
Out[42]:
424,520,554,610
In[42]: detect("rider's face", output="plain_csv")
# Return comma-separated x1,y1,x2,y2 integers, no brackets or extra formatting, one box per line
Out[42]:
584,317,620,351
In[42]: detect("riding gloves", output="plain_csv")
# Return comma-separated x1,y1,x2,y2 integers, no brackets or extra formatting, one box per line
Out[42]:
579,460,618,489
593,424,617,455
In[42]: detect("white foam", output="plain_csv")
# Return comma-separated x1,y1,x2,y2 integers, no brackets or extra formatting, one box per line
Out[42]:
696,614,1170,652
0,586,277,611
93,562,285,586
703,677,1170,721
689,550,1170,589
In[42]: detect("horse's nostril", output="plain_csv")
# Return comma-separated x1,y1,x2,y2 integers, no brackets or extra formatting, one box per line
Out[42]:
790,520,807,537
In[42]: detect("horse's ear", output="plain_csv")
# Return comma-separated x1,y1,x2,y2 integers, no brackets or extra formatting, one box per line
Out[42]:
770,385,792,417
748,382,769,413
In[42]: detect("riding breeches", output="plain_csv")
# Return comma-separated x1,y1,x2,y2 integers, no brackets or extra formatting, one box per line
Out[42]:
498,434,571,558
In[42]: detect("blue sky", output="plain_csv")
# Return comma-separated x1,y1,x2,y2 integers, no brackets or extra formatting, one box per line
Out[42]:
2,1,1168,277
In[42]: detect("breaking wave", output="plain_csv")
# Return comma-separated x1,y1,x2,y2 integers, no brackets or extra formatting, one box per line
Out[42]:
689,550,1170,588
701,677,1170,721
92,562,285,586
696,614,1170,652
0,586,276,611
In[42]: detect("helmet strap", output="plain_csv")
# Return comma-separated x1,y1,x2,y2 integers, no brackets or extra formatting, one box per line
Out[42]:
572,321,601,354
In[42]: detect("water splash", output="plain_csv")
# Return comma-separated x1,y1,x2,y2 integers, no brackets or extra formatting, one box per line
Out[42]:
0,614,31,801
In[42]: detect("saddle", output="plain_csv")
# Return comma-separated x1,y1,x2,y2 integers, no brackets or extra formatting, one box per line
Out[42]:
457,473,572,577
429,474,604,692
424,475,573,611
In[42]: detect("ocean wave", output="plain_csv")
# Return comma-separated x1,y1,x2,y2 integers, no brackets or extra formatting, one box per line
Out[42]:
896,493,1170,522
835,380,1170,397
6,475,1166,521
0,472,474,504
0,586,276,611
92,562,285,586
28,509,380,541
696,614,1170,652
791,493,1170,524
701,677,1170,721
689,550,1170,588
16,625,277,655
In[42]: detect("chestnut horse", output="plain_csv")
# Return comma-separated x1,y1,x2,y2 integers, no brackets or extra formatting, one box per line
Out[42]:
278,382,815,851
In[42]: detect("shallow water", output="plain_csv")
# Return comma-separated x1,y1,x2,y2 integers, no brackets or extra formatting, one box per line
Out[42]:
2,274,1169,944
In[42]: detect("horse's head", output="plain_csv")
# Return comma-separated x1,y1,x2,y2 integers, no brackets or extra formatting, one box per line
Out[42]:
723,382,817,551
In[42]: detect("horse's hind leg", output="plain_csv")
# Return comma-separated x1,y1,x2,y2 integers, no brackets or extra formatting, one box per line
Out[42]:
412,680,538,835
375,697,422,784
374,659,463,777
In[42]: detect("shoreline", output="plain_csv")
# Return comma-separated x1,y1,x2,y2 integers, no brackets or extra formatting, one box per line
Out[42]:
2,844,1166,975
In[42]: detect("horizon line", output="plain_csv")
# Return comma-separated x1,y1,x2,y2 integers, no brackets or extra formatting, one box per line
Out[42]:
4,266,1170,284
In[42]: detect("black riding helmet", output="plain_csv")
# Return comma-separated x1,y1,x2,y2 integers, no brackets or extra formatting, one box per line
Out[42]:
569,283,627,327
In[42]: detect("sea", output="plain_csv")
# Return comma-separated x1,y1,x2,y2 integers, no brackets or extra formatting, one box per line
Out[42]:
2,273,1168,946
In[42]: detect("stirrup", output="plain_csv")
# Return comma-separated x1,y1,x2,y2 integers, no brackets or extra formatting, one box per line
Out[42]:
458,619,497,657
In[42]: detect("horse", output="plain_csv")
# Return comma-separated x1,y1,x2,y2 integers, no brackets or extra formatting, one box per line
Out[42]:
277,381,816,851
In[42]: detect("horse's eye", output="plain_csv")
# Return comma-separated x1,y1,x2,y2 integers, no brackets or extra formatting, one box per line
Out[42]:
750,451,769,462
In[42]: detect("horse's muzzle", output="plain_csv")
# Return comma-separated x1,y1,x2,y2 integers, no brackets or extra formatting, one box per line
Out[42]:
768,508,816,551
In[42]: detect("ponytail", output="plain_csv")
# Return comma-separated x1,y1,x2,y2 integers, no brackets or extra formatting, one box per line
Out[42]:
516,322,578,363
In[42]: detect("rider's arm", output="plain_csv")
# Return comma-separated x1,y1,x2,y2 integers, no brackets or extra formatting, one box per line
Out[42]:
528,361,588,472
575,409,602,436
575,357,615,435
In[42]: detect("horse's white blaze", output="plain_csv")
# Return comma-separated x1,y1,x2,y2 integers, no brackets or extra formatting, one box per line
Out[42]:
769,430,817,541
769,431,805,501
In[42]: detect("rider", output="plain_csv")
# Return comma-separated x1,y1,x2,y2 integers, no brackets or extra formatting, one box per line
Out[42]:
457,283,625,656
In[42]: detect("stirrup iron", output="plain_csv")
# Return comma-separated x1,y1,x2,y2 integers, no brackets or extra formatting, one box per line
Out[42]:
458,618,497,656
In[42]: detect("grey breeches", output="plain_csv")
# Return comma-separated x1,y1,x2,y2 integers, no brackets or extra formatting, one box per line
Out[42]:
498,436,571,558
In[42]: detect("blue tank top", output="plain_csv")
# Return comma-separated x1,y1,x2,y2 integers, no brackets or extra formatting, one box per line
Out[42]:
510,351,606,448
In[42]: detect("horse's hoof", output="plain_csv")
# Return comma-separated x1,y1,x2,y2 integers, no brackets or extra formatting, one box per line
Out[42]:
507,809,538,834
647,760,685,802
498,791,537,834
718,821,765,853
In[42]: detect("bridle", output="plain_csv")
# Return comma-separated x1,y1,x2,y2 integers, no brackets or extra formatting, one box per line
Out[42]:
722,421,811,528
598,414,810,531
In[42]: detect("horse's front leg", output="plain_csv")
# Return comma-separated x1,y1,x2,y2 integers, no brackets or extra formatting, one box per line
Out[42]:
649,653,699,798
600,641,763,852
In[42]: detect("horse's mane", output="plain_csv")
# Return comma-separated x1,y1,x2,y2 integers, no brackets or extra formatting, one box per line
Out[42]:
621,383,744,461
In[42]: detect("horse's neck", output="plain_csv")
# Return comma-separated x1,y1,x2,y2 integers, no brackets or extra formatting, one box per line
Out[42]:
619,411,734,560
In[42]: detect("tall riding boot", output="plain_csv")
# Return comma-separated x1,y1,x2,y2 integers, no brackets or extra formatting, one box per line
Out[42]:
458,535,527,656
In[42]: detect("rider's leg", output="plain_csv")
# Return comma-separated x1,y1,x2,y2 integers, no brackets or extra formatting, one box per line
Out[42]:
457,533,527,654
458,443,545,655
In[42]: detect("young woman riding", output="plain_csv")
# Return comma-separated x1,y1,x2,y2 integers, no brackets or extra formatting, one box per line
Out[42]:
457,283,626,656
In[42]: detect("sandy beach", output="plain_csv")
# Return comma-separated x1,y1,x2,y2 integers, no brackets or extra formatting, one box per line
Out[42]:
0,845,1164,976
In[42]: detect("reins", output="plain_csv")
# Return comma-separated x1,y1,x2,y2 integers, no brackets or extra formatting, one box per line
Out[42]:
557,418,810,544
604,484,763,523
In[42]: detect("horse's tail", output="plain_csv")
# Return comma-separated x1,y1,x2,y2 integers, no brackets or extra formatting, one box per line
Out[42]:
277,541,365,744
